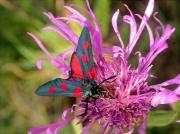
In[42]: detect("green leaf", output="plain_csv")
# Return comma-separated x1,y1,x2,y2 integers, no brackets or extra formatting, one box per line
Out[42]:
57,117,82,134
148,110,178,127
72,119,82,134
94,0,110,38
38,30,72,53
171,101,180,114
58,123,75,134
72,0,85,6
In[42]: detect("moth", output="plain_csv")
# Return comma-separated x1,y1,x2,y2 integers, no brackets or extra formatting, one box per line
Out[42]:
36,27,116,114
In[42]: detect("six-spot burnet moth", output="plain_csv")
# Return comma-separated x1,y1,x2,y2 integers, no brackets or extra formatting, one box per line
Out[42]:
36,27,116,114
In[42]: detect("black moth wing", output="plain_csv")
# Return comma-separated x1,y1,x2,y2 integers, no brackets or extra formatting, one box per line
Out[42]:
35,78,84,97
71,27,96,80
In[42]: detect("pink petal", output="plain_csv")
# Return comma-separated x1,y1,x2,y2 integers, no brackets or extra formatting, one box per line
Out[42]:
150,74,180,89
63,2,103,60
112,9,125,48
124,129,134,134
153,12,165,31
29,108,79,134
150,75,180,107
135,14,154,46
127,0,154,56
85,0,101,32
29,116,76,134
64,6,86,21
138,117,147,134
102,47,113,54
81,121,95,134
139,25,175,71
57,17,82,25
175,86,180,95
123,4,137,45
27,32,51,57
44,26,76,46
151,89,180,107
36,58,48,70
112,46,121,58
44,12,79,44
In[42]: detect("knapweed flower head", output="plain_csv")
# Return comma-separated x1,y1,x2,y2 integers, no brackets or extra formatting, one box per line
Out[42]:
28,0,180,134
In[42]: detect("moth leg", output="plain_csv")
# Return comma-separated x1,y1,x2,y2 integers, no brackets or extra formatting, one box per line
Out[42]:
84,97,89,114
80,97,89,116
93,98,102,117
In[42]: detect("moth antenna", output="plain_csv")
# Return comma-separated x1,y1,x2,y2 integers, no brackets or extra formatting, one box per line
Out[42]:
99,75,117,86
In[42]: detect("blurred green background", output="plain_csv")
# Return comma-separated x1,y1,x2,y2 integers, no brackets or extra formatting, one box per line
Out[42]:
0,0,179,134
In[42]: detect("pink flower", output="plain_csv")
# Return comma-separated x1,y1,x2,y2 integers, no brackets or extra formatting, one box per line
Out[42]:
28,0,179,133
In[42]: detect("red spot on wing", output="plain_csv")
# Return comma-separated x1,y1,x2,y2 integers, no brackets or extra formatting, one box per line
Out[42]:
75,87,82,92
71,54,84,79
72,93,82,97
60,82,67,92
87,72,92,79
69,77,74,81
87,67,96,79
72,87,82,97
91,67,96,79
83,41,89,50
48,87,56,94
81,55,90,62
